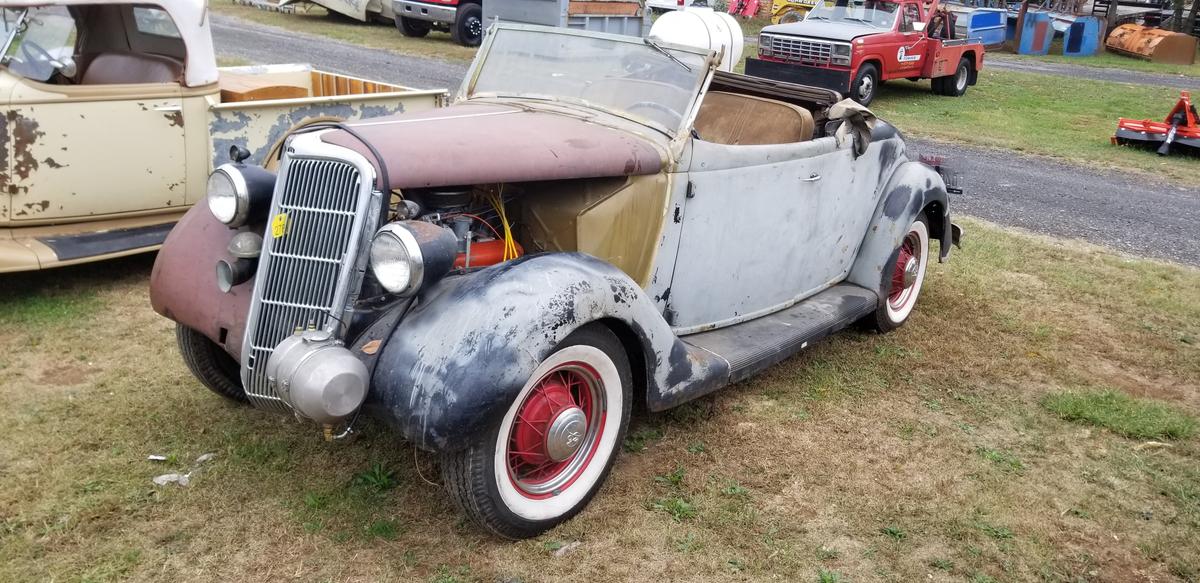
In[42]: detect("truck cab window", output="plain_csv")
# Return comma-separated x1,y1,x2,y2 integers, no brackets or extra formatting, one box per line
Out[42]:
900,3,921,32
1,6,77,83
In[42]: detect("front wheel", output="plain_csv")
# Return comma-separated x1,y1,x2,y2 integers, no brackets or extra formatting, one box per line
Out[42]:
850,63,879,105
441,324,632,539
867,215,930,332
396,16,431,38
176,324,247,402
451,3,484,47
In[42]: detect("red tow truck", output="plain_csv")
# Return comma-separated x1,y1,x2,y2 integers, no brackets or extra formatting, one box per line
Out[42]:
745,0,985,105
394,0,484,47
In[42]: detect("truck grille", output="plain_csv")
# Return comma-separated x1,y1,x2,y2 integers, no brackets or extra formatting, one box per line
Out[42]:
241,157,372,412
765,35,834,66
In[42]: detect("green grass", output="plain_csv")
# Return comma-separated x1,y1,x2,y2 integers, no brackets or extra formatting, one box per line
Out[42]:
871,68,1200,185
1043,389,1198,440
1,221,1198,581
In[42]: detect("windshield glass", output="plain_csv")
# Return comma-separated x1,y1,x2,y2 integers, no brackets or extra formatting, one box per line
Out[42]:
470,27,710,135
2,6,76,82
806,0,900,29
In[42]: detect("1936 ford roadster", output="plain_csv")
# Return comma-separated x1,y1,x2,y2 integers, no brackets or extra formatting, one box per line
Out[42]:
150,23,962,538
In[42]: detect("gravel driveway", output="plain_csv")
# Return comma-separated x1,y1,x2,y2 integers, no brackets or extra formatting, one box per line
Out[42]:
212,14,1200,267
986,54,1200,91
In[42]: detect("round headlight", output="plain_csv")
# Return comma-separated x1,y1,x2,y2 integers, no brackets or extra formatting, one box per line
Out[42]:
370,224,424,296
207,164,250,226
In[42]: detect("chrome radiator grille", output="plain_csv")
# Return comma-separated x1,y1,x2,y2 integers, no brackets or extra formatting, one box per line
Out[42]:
766,35,833,66
241,157,371,412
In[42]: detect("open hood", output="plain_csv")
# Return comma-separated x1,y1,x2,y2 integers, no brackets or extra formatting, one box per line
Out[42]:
321,102,667,190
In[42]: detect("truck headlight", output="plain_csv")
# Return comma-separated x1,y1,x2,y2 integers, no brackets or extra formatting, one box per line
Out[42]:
832,43,852,66
759,34,774,57
206,163,275,228
369,221,458,296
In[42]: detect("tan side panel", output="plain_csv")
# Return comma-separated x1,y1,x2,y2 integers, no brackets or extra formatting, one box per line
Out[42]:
6,91,187,222
521,174,669,287
578,174,669,286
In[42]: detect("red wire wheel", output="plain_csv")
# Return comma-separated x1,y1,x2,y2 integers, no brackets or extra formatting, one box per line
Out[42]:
888,231,921,312
505,362,606,499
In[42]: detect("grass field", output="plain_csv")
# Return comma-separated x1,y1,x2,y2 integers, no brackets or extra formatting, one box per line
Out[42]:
1,218,1197,582
870,69,1200,186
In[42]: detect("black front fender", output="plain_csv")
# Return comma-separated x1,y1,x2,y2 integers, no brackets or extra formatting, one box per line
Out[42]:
368,253,727,452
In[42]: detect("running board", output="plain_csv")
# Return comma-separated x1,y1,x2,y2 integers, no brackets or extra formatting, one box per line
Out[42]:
37,222,175,262
682,284,879,384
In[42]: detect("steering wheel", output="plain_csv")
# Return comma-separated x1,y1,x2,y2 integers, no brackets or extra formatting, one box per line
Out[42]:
626,101,683,124
20,39,57,69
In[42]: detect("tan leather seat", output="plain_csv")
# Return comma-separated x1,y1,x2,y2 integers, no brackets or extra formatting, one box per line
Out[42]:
694,91,815,146
81,52,182,85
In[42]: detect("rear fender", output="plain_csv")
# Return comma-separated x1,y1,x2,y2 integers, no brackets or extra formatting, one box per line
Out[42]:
847,160,951,297
369,252,727,452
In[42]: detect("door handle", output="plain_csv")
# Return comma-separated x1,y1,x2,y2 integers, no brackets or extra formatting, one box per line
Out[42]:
153,104,182,112
802,173,821,182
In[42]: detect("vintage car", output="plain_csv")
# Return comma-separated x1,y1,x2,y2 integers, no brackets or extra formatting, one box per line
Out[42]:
0,0,444,273
150,23,962,539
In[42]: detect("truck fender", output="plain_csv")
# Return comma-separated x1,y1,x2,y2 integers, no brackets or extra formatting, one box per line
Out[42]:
368,252,728,452
846,160,952,298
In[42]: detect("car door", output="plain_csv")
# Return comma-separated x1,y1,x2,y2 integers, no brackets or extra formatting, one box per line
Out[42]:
894,2,928,77
666,133,887,332
3,4,188,222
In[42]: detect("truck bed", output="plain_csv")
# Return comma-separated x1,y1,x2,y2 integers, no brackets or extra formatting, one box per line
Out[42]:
209,64,446,169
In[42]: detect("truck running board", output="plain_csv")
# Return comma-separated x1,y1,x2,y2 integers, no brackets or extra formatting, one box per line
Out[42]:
682,284,879,384
37,222,175,262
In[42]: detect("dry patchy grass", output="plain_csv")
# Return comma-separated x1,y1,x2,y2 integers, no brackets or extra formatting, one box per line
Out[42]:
0,218,1198,582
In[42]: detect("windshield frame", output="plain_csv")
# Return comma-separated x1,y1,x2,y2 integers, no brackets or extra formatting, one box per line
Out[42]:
460,22,716,138
1,8,29,61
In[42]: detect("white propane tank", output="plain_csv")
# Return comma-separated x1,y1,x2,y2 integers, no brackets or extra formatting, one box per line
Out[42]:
649,7,744,72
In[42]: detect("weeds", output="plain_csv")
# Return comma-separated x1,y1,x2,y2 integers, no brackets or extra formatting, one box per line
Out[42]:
623,426,663,453
880,526,907,542
977,447,1025,473
648,495,697,522
817,568,843,583
353,462,397,492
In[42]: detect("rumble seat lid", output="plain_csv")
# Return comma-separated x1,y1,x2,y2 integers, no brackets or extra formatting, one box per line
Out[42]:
320,102,667,190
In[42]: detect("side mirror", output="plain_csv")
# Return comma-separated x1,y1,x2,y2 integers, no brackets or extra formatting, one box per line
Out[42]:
911,21,926,32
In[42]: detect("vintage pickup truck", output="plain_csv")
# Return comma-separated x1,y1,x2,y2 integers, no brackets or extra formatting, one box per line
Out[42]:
151,23,961,538
746,0,985,104
0,0,444,272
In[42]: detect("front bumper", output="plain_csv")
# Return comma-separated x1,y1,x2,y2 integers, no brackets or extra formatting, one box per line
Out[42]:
393,0,457,24
745,57,852,95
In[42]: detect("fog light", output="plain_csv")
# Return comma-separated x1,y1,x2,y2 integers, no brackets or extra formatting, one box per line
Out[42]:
216,258,255,292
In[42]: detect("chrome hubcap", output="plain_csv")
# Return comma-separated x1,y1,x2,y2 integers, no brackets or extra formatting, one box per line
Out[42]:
859,76,873,98
545,407,587,462
902,257,920,288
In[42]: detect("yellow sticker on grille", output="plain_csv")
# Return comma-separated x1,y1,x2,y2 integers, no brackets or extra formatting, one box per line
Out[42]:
271,213,288,239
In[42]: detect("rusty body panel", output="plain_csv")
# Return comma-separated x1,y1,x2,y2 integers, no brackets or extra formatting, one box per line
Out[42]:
322,102,668,190
150,204,254,359
1106,24,1199,65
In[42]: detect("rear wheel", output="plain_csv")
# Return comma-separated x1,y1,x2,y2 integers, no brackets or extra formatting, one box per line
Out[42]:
441,325,632,539
451,3,484,47
176,324,247,402
934,57,971,97
779,9,805,23
396,16,431,38
867,215,930,332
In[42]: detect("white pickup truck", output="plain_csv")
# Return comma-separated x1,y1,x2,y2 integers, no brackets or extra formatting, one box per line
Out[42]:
0,0,445,272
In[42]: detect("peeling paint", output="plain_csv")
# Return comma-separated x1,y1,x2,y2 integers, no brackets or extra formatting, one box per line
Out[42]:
9,111,45,183
42,157,67,169
164,110,184,128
